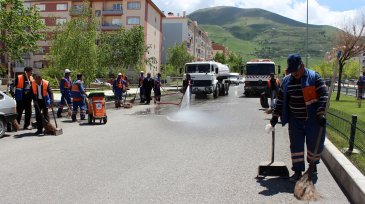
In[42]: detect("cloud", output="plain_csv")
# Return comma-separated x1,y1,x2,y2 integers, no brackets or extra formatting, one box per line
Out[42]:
154,0,364,28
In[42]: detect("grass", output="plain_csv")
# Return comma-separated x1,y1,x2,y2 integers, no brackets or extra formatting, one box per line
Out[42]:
327,94,365,175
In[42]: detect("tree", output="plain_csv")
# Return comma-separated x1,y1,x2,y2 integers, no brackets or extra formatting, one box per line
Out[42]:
227,52,244,73
98,25,146,74
0,0,44,79
49,1,97,85
167,43,193,75
334,15,365,101
213,52,227,64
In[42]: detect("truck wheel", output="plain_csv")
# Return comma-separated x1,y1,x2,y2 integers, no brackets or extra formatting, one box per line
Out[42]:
103,117,107,124
225,83,229,95
0,118,6,137
213,84,219,98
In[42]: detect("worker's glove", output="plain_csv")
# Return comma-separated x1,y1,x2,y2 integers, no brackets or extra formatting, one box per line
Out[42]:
317,115,327,127
270,116,278,127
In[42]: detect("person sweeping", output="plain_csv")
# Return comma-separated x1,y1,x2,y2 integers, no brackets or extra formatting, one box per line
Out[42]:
32,74,54,136
270,54,328,183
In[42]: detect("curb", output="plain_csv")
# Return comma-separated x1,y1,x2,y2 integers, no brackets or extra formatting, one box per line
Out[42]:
322,139,365,204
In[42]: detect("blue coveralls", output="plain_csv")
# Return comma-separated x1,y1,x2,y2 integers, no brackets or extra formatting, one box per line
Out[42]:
113,77,126,106
57,76,72,116
280,69,327,172
71,80,86,121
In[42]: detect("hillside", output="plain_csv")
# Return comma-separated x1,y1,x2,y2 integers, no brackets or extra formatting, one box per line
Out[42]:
188,6,340,64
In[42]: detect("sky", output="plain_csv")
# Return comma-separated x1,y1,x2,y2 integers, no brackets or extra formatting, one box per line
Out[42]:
154,0,365,28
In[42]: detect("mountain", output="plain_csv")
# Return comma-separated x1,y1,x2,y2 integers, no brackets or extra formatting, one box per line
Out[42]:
188,6,340,63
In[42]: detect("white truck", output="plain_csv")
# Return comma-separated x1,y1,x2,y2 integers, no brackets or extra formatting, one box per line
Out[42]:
244,59,276,96
184,61,230,98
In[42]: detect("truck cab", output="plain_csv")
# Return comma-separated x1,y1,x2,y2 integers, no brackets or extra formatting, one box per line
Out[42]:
243,59,276,96
184,61,230,98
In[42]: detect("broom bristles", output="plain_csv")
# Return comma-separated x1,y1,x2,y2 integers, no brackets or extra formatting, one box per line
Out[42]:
294,172,320,201
12,119,20,132
43,121,57,135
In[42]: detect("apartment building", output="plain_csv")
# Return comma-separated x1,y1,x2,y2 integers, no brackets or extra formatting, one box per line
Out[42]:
162,12,213,64
212,42,229,58
13,0,164,76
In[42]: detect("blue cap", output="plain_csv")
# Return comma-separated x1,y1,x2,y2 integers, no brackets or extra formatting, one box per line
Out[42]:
287,53,302,73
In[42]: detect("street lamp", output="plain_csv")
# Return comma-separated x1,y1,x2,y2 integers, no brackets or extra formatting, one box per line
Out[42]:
306,0,309,67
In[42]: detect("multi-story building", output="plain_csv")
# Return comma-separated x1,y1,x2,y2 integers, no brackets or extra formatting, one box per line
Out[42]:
12,0,164,77
162,12,213,64
212,42,229,58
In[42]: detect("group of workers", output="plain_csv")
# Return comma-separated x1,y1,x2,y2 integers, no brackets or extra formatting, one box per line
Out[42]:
12,67,86,135
137,71,162,105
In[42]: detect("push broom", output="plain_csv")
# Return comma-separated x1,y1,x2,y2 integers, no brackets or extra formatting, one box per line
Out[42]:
294,51,341,201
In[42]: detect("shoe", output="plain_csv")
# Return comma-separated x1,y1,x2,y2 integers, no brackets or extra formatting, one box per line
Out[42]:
312,164,317,175
289,171,302,183
23,126,32,130
35,131,44,136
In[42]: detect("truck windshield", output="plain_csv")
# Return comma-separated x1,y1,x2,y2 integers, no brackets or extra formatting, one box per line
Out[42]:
186,64,211,73
246,64,275,75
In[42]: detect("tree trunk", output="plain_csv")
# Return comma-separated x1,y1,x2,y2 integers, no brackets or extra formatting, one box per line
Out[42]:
336,63,344,101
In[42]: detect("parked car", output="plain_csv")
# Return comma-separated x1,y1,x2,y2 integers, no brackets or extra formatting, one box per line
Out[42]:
0,91,17,137
229,73,240,86
91,78,112,87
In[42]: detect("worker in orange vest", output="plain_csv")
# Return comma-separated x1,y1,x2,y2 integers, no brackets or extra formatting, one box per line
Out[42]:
14,67,34,130
267,73,280,110
32,74,54,136
113,73,126,108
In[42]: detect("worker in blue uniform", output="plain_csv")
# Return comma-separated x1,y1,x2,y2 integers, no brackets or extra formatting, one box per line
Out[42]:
71,74,86,122
271,54,328,183
57,69,72,117
113,73,126,108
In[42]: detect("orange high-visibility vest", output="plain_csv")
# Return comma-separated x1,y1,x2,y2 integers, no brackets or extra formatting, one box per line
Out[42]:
32,80,49,98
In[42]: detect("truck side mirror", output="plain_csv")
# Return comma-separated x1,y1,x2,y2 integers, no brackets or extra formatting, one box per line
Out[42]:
278,65,281,74
215,67,218,74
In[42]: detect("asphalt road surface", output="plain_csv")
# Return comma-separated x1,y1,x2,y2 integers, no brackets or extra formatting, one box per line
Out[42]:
0,84,350,203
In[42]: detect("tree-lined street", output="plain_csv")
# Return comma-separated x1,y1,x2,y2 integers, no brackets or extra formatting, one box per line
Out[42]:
0,85,349,203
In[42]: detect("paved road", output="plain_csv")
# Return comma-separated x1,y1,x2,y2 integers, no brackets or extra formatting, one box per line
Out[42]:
0,84,350,203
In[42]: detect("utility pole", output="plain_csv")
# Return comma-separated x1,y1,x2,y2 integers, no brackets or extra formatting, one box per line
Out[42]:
306,0,309,67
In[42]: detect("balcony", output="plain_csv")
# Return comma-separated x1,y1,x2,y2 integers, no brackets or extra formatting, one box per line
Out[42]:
102,9,123,15
101,22,122,30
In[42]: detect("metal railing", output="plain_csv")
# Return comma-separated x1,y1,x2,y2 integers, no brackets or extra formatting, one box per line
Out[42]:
327,108,365,154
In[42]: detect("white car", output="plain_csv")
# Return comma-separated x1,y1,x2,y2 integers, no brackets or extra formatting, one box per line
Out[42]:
91,78,112,87
229,73,240,86
0,91,17,137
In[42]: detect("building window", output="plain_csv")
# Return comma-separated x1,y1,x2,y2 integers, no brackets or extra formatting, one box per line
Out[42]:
112,19,122,26
56,18,67,25
36,4,45,11
127,2,141,10
23,3,31,10
56,4,68,11
95,10,101,16
34,61,43,68
127,17,140,25
113,4,122,10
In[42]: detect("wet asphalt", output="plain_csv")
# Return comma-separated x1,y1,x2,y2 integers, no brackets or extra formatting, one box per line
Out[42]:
0,84,350,203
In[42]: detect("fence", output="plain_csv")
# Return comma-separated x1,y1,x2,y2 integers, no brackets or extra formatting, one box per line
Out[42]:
327,108,365,154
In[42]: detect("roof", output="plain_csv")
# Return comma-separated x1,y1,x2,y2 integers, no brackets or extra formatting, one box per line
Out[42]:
147,0,166,17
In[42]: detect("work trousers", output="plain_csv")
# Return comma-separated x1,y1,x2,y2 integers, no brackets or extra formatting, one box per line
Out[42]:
57,94,72,116
16,95,33,129
288,116,326,172
35,99,49,132
72,100,86,121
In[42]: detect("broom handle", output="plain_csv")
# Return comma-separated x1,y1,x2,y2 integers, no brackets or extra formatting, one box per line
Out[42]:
51,106,58,128
310,52,340,169
271,129,275,163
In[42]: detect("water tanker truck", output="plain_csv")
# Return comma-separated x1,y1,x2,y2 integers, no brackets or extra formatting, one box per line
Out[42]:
184,61,230,98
